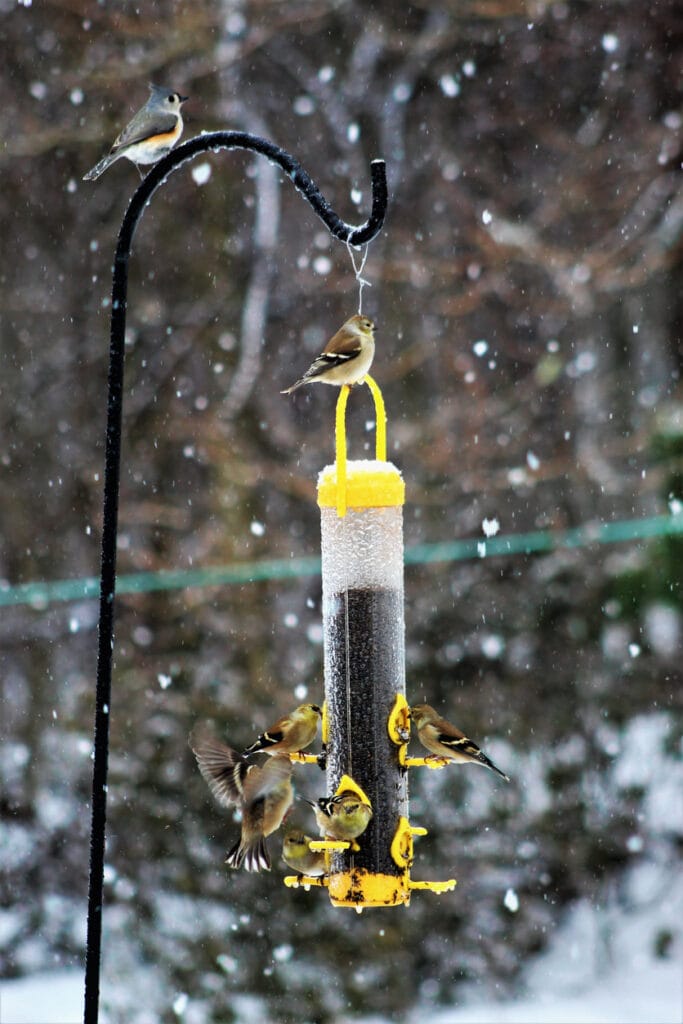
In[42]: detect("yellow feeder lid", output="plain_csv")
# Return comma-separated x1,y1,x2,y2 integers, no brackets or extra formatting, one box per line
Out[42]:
317,460,405,510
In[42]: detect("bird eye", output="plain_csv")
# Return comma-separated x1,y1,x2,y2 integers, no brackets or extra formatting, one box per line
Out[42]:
168,94,176,103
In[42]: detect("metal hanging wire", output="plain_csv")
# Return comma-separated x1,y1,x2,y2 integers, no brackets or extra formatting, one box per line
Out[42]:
345,238,372,313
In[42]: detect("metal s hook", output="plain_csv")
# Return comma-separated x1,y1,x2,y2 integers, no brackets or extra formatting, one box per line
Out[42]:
113,135,387,267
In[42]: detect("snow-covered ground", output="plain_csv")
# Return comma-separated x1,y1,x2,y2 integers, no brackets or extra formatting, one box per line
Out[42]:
405,861,683,1024
2,862,681,1024
0,968,83,1023
3,714,680,1022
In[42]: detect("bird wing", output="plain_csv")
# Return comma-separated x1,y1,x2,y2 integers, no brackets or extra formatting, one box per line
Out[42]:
259,716,289,745
241,754,292,804
323,332,363,357
189,730,250,806
435,730,481,758
111,111,179,152
302,345,362,380
243,717,288,754
433,725,510,779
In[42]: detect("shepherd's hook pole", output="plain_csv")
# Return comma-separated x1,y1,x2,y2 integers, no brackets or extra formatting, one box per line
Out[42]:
83,133,387,1024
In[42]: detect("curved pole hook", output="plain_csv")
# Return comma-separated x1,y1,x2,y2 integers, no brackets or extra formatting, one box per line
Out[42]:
84,134,388,1023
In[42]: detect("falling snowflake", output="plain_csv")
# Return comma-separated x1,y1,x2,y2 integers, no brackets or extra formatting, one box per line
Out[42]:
482,517,500,537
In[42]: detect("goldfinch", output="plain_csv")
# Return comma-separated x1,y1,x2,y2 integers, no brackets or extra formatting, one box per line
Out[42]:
410,704,510,781
282,828,327,877
189,730,293,871
242,703,322,757
281,314,375,393
308,790,373,842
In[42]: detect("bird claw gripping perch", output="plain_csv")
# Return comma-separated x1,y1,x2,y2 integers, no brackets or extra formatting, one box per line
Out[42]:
404,754,452,769
288,751,321,765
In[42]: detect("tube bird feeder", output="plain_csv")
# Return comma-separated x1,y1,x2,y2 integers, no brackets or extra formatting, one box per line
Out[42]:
284,376,455,907
319,453,407,906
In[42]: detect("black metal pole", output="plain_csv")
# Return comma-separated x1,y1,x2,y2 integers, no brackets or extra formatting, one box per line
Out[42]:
83,134,387,1023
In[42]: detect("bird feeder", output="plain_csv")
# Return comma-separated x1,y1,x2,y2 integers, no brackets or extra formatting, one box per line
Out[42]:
284,375,456,907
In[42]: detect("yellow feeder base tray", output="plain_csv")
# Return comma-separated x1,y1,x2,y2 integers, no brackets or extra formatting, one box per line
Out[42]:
327,867,411,908
283,815,456,908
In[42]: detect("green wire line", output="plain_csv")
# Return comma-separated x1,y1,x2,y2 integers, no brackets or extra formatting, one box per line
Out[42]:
2,513,681,610
405,511,683,564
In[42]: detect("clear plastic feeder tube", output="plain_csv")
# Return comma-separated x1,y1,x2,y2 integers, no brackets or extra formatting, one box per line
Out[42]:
318,459,408,904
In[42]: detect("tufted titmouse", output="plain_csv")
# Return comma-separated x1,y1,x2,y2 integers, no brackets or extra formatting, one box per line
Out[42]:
83,83,188,182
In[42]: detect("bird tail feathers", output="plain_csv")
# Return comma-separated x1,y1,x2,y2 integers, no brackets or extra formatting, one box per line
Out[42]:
83,151,119,181
479,753,510,782
226,837,270,872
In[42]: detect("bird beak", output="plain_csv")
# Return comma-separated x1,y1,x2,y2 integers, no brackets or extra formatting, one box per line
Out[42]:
180,95,189,104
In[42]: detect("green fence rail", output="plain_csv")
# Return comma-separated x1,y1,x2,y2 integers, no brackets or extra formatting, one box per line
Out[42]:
2,512,681,610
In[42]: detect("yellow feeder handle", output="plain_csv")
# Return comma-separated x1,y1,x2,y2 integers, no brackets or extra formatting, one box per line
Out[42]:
334,374,388,517
334,385,351,517
364,374,387,461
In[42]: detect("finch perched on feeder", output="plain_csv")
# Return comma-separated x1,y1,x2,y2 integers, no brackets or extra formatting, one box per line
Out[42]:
282,828,327,877
410,704,510,781
281,314,375,393
242,703,322,758
308,790,373,842
189,730,293,871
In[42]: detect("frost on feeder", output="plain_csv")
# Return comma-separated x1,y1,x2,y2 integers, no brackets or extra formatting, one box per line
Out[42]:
284,376,455,907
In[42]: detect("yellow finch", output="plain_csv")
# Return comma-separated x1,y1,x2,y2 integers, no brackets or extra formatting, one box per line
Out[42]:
281,315,375,393
189,731,293,871
281,828,327,877
410,704,510,781
308,790,373,842
242,703,322,757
